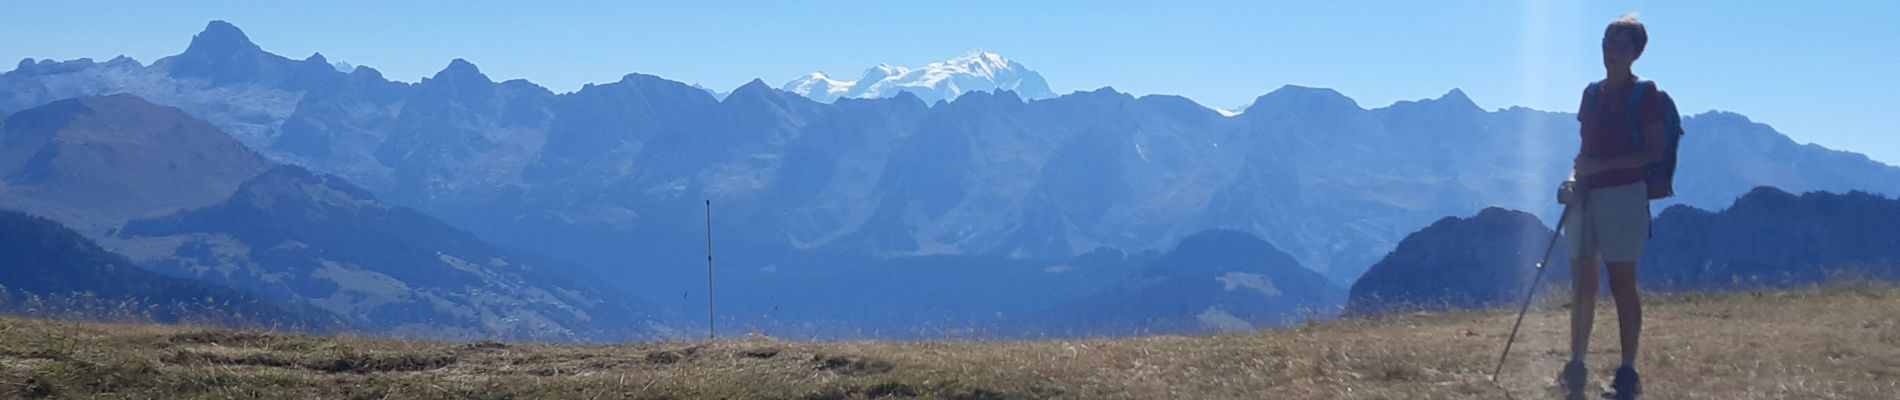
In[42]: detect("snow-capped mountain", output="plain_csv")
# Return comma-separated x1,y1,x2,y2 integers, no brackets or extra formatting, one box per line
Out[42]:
11,20,1900,338
781,49,1056,104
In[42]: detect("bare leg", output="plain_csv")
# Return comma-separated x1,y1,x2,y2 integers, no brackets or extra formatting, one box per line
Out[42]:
1570,256,1601,361
1606,261,1642,366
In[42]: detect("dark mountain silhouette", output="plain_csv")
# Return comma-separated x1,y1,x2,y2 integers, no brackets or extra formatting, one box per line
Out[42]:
1347,187,1900,317
1643,186,1900,290
1344,207,1564,317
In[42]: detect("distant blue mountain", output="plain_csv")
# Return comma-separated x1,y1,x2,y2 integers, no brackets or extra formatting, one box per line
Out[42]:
0,94,669,341
118,165,670,341
753,248,1152,339
763,229,1342,338
5,21,1899,335
0,208,342,331
1044,229,1345,335
0,94,271,232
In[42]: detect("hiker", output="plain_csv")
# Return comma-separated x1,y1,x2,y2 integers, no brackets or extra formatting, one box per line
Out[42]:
1555,13,1678,400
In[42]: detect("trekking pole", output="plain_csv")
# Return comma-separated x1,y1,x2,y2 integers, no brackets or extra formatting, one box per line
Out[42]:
705,199,716,341
1491,201,1574,382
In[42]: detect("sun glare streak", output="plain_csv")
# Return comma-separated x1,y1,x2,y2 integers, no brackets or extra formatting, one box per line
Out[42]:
1514,0,1583,224
1511,0,1566,362
1515,0,1556,217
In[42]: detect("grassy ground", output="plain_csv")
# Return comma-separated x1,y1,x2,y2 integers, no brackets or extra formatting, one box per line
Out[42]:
1,284,1895,399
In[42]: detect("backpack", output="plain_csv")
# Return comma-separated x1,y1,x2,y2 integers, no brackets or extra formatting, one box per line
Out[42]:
1585,80,1685,200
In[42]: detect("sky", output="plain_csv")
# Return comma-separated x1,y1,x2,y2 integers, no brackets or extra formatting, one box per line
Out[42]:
3,1,1896,164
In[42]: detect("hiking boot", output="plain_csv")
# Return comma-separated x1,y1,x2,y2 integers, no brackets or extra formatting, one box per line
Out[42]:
1609,365,1641,399
1555,360,1588,397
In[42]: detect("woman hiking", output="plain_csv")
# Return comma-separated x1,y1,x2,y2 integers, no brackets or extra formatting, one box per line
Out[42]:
1555,13,1675,400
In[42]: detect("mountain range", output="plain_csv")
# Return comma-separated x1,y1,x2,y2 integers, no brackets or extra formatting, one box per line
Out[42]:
1,94,669,341
4,21,1898,337
113,164,669,341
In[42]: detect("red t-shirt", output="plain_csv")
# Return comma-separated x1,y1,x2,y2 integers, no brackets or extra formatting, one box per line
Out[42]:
1576,80,1669,188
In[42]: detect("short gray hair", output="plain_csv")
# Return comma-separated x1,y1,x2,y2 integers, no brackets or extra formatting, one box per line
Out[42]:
1606,13,1649,59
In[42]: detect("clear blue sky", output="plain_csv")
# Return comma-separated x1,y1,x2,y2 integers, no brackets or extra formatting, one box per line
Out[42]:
5,1,1896,164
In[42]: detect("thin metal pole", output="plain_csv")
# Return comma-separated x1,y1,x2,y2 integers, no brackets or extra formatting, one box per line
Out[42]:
1492,202,1574,381
705,199,715,340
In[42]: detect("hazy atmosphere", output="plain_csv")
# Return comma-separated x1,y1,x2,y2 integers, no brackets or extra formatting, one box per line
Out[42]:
6,1,1897,163
2,2,1897,398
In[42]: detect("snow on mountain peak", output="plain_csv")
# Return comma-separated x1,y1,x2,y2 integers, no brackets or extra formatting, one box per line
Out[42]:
866,63,907,79
946,49,1021,77
778,72,854,101
781,49,1055,104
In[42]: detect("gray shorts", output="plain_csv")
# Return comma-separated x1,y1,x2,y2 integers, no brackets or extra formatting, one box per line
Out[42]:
1565,180,1650,264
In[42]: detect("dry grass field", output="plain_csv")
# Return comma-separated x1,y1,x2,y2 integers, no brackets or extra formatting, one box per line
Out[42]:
2,284,1896,399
